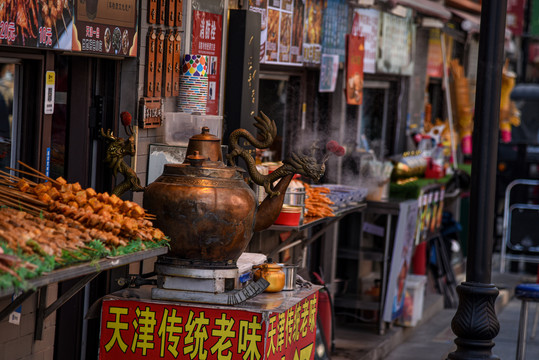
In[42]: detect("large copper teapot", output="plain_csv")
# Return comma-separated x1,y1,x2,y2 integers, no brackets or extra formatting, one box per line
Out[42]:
144,112,326,266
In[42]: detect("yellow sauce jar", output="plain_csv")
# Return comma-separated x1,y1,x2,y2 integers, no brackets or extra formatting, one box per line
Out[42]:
253,263,285,293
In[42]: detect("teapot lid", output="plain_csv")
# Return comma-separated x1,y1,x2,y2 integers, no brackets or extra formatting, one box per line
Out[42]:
185,127,223,163
189,126,220,142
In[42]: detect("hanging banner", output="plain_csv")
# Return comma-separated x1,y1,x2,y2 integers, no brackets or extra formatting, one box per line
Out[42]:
191,10,223,115
0,0,74,50
506,0,525,36
99,292,319,360
350,8,379,74
321,0,348,63
426,29,443,78
73,0,138,56
345,35,365,105
376,11,415,75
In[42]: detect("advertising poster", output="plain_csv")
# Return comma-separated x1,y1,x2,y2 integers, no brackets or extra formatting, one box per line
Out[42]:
0,0,74,50
321,0,347,63
345,35,364,105
376,11,414,75
73,0,137,56
350,8,379,74
303,0,323,64
99,292,318,360
531,0,539,37
291,0,305,63
191,10,223,116
319,54,339,92
383,199,419,323
248,0,268,61
249,0,304,65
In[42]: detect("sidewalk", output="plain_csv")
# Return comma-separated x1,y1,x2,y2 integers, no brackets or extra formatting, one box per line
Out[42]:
331,265,536,360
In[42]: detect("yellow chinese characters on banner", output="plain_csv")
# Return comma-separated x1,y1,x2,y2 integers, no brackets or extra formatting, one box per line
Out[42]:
99,292,318,360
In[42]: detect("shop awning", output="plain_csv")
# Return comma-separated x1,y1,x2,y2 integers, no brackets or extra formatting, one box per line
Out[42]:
395,0,452,21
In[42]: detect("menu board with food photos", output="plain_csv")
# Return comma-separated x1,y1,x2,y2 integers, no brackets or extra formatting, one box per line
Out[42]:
249,0,304,66
0,0,74,49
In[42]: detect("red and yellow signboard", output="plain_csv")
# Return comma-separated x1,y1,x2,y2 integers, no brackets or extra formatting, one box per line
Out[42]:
99,292,318,360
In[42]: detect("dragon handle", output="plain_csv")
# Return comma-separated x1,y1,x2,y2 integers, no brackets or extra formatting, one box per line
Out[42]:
227,112,326,197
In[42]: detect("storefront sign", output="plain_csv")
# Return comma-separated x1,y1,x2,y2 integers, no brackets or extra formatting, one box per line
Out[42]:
191,10,222,115
351,8,379,74
376,11,415,75
506,0,525,36
321,0,348,63
44,71,56,115
99,292,318,360
73,0,138,56
345,35,364,105
0,1,73,50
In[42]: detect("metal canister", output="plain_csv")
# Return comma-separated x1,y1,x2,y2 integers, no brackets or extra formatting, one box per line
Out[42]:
279,264,298,291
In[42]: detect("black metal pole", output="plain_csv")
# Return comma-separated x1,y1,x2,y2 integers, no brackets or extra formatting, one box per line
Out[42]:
447,0,507,359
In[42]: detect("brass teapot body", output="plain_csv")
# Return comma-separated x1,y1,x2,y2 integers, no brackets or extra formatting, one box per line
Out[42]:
144,114,326,266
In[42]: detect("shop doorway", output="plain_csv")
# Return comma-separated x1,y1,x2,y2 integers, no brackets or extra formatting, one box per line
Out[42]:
258,73,303,162
0,60,18,173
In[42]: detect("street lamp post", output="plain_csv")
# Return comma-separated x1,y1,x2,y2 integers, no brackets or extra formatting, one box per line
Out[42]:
447,0,507,359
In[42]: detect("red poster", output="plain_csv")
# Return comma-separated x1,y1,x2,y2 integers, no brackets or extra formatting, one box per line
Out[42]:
191,10,222,115
346,35,365,105
507,0,525,36
99,292,318,360
426,29,443,78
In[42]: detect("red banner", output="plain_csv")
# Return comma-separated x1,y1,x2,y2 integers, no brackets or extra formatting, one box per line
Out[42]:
191,10,222,116
99,292,318,360
507,0,525,36
346,35,365,105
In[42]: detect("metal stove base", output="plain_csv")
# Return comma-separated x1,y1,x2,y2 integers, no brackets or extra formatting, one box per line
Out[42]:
151,278,269,305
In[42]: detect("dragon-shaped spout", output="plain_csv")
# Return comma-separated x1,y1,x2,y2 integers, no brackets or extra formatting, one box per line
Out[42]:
227,112,328,232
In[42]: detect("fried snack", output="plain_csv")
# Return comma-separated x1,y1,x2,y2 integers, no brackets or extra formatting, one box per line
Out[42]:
303,183,335,218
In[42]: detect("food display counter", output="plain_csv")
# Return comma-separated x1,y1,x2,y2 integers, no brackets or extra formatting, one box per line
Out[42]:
98,285,321,360
0,247,168,339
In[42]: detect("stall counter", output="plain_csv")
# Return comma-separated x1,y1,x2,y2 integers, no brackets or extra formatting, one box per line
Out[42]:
99,285,322,360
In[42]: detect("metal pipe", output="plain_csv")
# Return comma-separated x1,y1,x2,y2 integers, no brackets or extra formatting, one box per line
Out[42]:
466,0,507,284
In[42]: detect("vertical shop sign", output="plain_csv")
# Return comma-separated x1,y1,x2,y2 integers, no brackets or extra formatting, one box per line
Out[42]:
376,11,415,75
303,0,323,64
383,199,419,323
426,29,443,78
44,71,55,115
321,0,348,63
350,8,379,74
191,10,223,116
345,35,365,105
73,0,137,57
506,0,525,36
99,292,318,360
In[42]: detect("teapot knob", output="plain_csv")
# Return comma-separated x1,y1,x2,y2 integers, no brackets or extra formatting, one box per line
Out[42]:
186,151,206,167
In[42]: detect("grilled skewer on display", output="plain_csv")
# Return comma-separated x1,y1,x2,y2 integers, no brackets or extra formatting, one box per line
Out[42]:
0,162,166,261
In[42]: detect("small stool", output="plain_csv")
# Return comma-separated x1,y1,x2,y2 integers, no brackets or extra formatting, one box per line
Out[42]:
515,284,539,360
